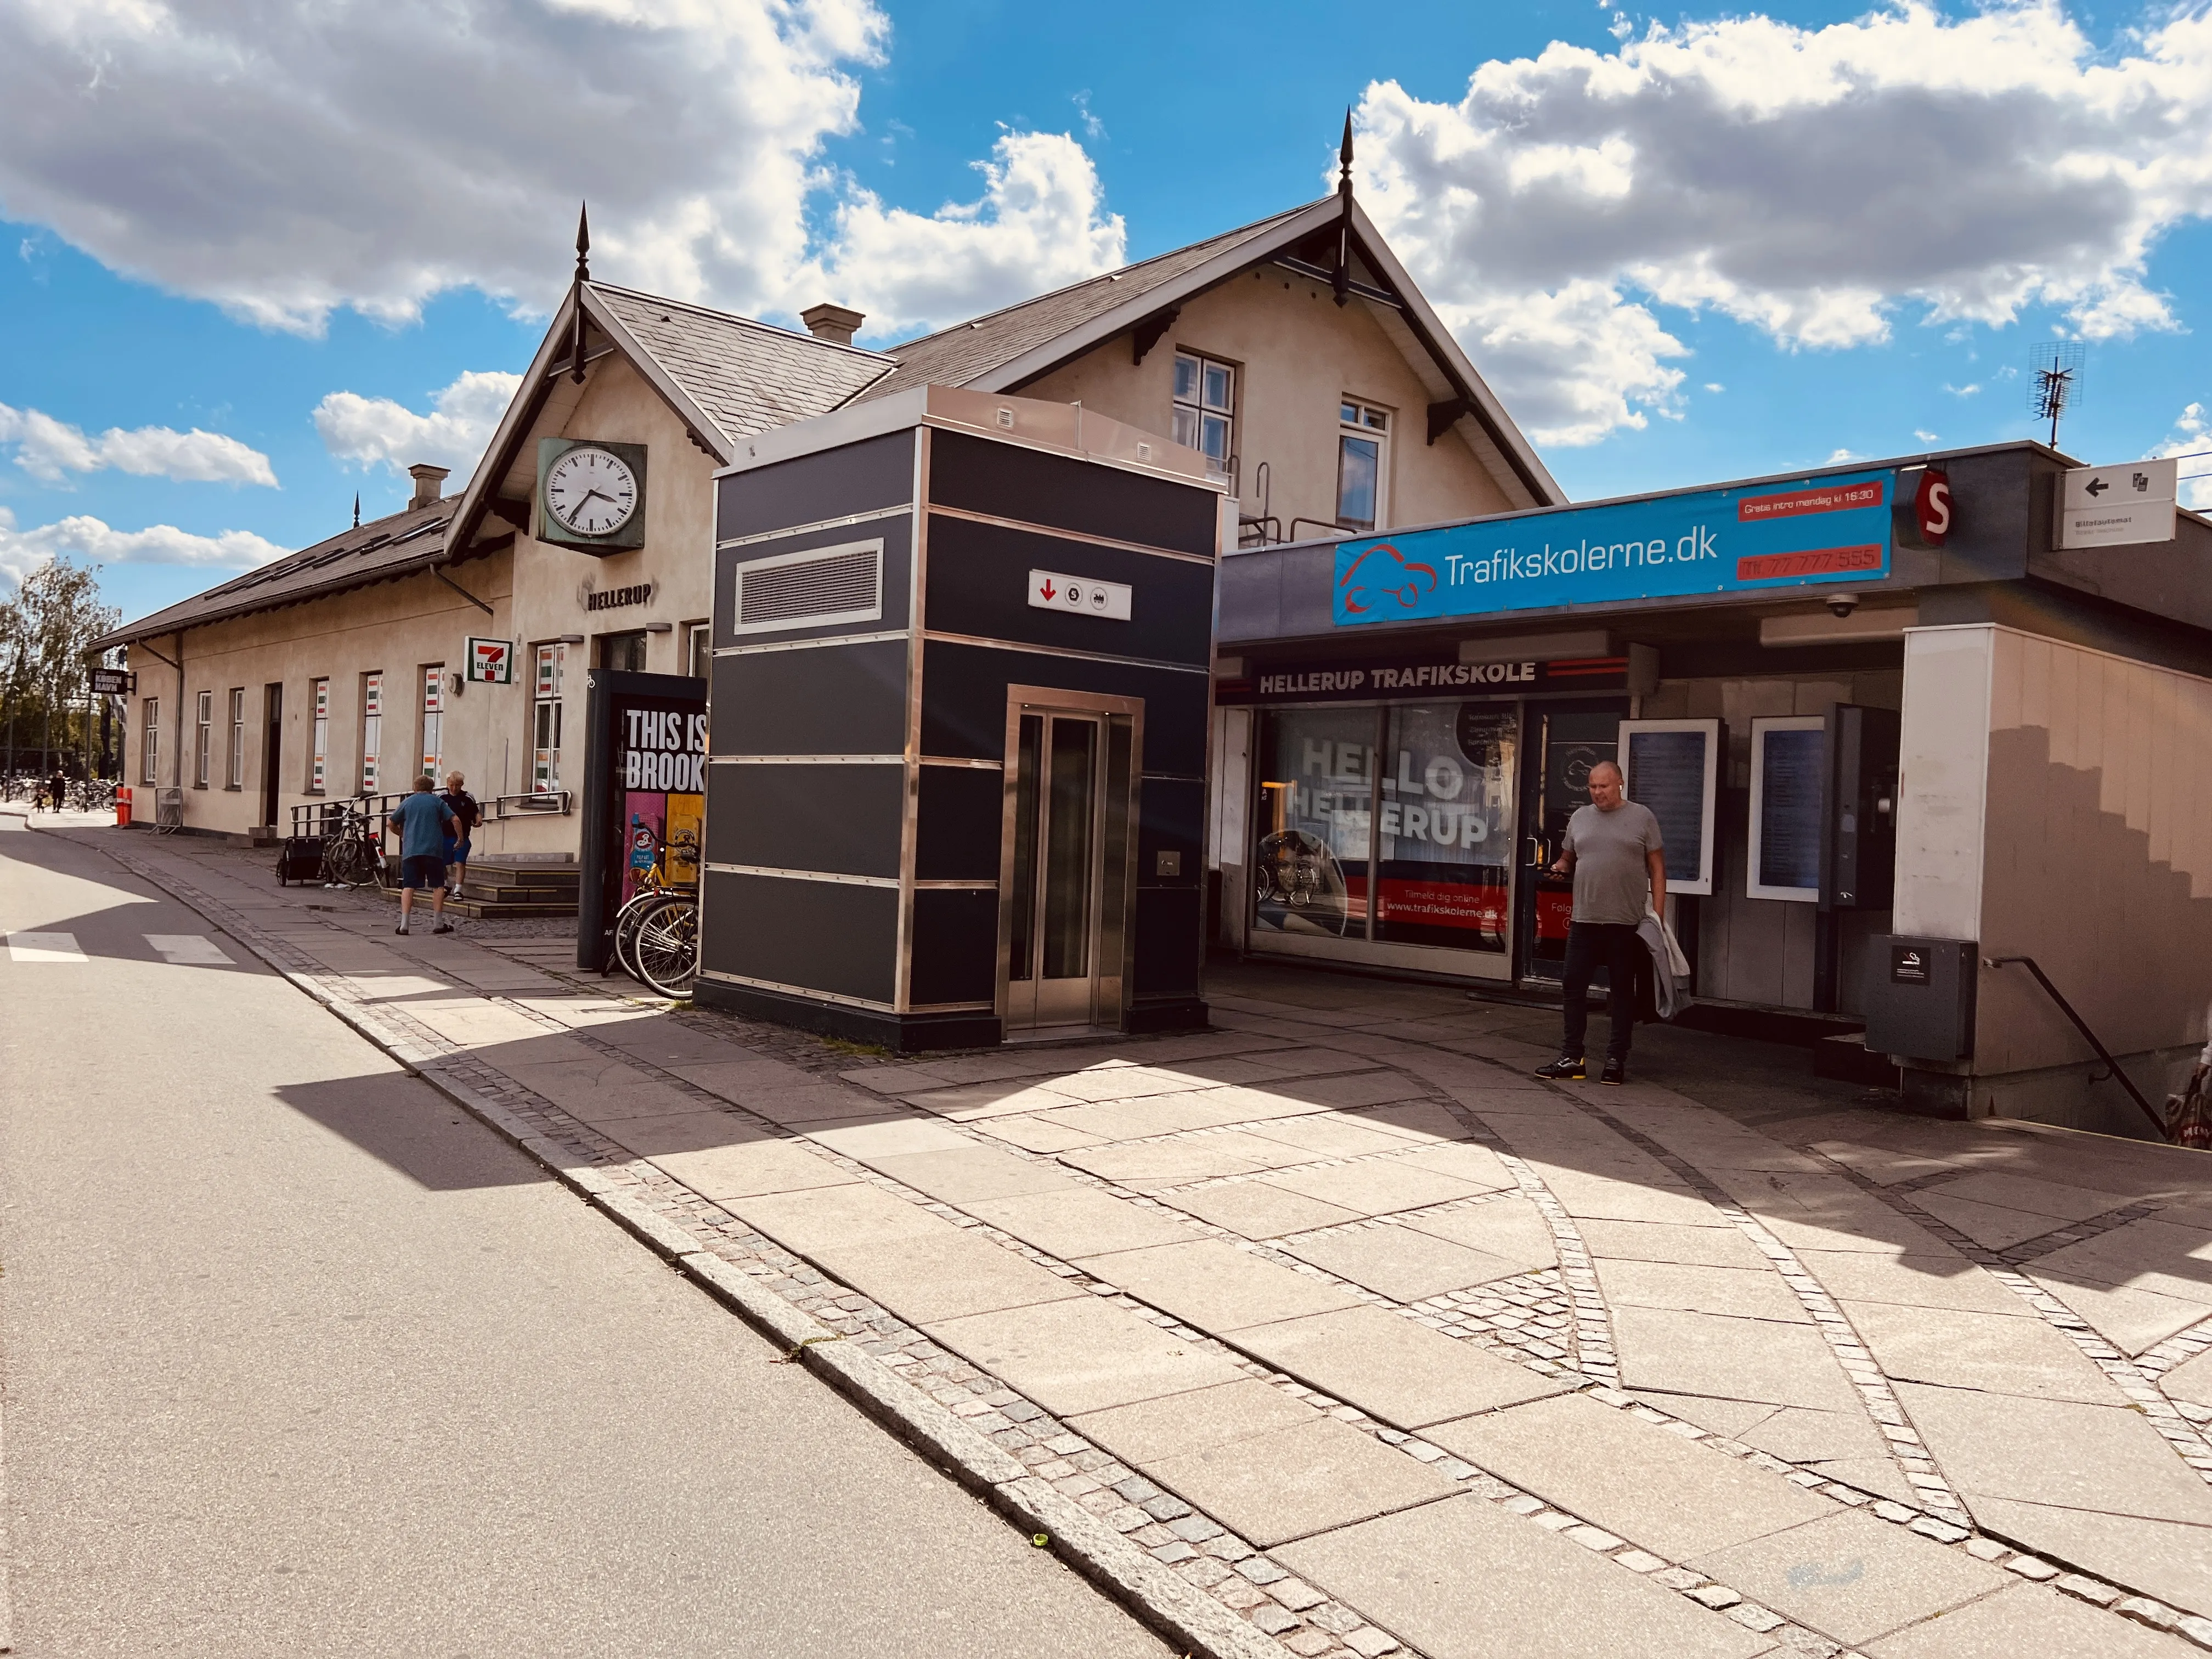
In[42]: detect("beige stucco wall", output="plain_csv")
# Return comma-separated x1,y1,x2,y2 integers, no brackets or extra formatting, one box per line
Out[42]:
121,349,724,855
1020,267,1520,538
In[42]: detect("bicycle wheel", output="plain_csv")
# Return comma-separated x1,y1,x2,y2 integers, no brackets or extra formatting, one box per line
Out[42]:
612,891,653,982
631,893,698,998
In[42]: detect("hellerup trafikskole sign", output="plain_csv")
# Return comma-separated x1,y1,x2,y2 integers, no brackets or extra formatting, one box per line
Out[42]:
1333,469,1895,627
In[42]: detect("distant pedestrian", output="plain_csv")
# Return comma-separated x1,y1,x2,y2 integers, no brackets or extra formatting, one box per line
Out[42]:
439,769,479,900
390,775,455,937
47,771,66,813
1533,759,1666,1086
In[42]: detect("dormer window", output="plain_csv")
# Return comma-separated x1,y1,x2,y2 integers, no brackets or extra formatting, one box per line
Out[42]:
1172,352,1235,479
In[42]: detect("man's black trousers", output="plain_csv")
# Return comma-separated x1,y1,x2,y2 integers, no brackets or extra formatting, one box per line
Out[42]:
1561,920,1643,1062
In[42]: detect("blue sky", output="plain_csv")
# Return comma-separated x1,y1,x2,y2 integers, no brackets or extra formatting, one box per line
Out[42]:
3,0,2209,623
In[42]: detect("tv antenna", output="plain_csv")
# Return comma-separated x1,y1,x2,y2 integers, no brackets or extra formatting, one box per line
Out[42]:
2028,342,2085,451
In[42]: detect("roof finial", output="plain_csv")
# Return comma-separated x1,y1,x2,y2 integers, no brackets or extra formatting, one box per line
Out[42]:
575,201,591,285
1333,108,1354,308
570,201,592,384
352,492,361,530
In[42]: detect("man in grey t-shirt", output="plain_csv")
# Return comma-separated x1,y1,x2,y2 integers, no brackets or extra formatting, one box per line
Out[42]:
1534,759,1665,1085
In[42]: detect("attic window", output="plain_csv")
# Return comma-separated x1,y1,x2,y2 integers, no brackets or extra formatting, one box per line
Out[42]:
732,538,883,635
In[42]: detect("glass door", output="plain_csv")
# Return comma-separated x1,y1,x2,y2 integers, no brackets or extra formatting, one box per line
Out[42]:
1515,704,1624,983
1002,700,1135,1032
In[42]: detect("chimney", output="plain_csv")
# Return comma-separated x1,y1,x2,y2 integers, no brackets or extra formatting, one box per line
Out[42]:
407,463,452,511
800,302,864,347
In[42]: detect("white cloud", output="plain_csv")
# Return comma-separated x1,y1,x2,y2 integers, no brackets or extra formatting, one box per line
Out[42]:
0,0,1114,340
1914,428,1939,442
1942,382,1982,398
802,132,1125,336
1703,382,1724,393
0,402,276,486
0,505,287,586
1355,3,2212,445
2149,404,2212,509
314,370,524,479
1827,448,1871,465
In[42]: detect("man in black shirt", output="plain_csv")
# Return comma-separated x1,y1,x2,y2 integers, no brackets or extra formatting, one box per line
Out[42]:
439,770,481,901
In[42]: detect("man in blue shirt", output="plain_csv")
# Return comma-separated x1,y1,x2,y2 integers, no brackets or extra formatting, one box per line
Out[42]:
390,774,456,936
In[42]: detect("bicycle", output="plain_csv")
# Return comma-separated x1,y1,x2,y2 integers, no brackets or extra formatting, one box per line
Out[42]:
610,842,698,997
316,795,390,888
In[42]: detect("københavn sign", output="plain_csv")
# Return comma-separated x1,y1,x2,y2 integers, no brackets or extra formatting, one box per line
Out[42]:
1333,470,1895,627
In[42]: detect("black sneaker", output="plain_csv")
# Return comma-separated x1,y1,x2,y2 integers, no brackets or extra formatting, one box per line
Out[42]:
393,924,408,936
1533,1056,1587,1081
1601,1057,1626,1086
432,921,454,935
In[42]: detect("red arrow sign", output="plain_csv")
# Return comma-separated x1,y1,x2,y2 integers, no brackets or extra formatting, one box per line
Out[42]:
1039,579,1057,601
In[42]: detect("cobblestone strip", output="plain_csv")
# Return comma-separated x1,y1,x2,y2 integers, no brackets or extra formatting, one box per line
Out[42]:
74,837,2212,1654
1803,1149,2212,1486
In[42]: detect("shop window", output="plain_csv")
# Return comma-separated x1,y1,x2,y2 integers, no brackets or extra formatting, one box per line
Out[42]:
686,620,712,680
1172,352,1234,478
194,691,212,788
142,698,159,785
1252,708,1374,941
532,642,565,791
360,672,383,792
598,631,648,673
227,689,245,788
419,664,443,776
1372,704,1516,952
1336,401,1389,533
308,678,330,792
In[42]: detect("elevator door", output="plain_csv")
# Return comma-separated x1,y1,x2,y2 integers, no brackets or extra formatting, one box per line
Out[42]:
1001,702,1135,1032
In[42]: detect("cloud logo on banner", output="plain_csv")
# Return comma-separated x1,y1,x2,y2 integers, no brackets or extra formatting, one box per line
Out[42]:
1337,542,1438,616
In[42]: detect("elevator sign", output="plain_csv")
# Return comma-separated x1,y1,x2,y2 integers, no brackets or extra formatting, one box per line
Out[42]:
1332,469,1895,626
1029,569,1132,621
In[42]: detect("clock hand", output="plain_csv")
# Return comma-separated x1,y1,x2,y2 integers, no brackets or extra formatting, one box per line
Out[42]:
580,488,617,506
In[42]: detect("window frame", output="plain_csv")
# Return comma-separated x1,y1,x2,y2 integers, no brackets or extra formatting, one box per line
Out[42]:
194,690,212,788
142,698,160,785
360,671,383,793
308,677,330,793
685,620,712,681
419,664,444,779
1171,350,1237,482
532,642,566,792
1335,398,1392,534
227,688,245,789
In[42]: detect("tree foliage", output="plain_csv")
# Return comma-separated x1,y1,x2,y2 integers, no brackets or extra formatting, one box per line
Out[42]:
1,560,123,771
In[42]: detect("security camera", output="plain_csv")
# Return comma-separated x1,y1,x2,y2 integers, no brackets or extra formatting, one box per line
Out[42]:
1825,591,1860,619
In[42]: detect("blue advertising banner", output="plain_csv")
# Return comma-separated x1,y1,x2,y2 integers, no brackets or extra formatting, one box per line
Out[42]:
1334,469,1894,627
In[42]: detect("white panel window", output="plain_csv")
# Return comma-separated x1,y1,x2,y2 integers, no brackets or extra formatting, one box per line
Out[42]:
360,672,383,792
194,690,212,787
532,643,565,791
687,620,712,680
1336,400,1389,533
1172,352,1234,478
309,678,330,792
142,698,160,785
419,665,443,777
227,689,245,788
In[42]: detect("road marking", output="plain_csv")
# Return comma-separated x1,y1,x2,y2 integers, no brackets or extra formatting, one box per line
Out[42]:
7,932,86,962
146,933,234,966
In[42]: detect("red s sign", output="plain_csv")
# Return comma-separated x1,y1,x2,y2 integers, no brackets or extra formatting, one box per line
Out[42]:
1914,469,1951,547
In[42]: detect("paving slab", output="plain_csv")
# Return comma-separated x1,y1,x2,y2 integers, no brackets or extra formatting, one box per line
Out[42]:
900,1081,1083,1120
1963,1497,2212,1620
1044,1065,1218,1103
1347,1101,1477,1143
1266,1070,1437,1110
2165,1346,2212,1409
1033,1096,1259,1142
1912,1191,2080,1251
1429,1391,1833,1560
1146,1415,1460,1548
970,1115,1106,1154
1062,1132,1310,1190
662,1057,821,1099
1393,1141,1518,1191
805,1229,1086,1325
1068,1377,1320,1464
499,1056,698,1123
2027,1274,2211,1356
864,1145,1081,1205
1405,1198,1559,1272
962,1188,1198,1258
1722,1172,1951,1256
1263,1159,1489,1219
1528,1167,1725,1228
1843,1301,2128,1403
1230,1305,1569,1429
674,1071,881,1124
2028,1217,2212,1304
725,1180,960,1253
1612,1305,1864,1412
1166,1181,1362,1240
1864,1582,2193,1658
1595,1258,1813,1324
1074,1238,1365,1331
1923,1170,2138,1225
1790,1249,2017,1316
1808,1140,1966,1187
1284,1223,1527,1302
802,1114,978,1159
1689,1508,2011,1646
1731,1404,1895,1465
590,1108,774,1158
1245,1114,1420,1161
1893,1384,2212,1525
1277,1494,1776,1659
593,1020,756,1066
923,1295,1248,1417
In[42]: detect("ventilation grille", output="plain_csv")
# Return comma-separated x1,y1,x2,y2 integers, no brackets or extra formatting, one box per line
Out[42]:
734,539,883,633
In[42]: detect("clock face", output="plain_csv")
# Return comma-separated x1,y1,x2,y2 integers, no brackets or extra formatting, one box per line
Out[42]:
545,446,639,537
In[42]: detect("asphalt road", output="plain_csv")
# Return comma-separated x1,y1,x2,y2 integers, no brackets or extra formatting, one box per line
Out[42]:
0,818,1168,1658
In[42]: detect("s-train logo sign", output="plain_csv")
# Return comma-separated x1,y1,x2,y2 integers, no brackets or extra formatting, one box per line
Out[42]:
1334,470,1894,626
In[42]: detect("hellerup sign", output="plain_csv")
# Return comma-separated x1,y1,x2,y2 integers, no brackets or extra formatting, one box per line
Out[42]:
1333,470,1895,627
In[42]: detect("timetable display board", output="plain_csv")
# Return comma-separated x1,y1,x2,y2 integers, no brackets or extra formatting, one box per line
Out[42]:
1619,719,1720,895
1748,715,1826,902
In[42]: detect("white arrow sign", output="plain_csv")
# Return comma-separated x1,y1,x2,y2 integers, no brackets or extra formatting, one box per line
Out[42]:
2057,458,2179,549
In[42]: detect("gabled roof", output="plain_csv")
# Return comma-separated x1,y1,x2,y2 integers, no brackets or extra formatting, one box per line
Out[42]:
94,498,467,650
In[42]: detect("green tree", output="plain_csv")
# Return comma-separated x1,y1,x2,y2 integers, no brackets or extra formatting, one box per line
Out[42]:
1,560,121,780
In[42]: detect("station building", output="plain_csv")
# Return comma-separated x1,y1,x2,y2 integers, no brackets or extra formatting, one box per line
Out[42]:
1208,443,2212,1137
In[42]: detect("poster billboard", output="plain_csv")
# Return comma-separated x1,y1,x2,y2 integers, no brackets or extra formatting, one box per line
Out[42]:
577,669,709,972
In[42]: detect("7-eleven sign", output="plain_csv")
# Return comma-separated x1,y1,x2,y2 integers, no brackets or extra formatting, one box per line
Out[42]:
466,636,515,684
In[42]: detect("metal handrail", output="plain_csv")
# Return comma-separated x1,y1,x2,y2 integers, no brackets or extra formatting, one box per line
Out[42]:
1985,955,2172,1143
288,787,571,841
